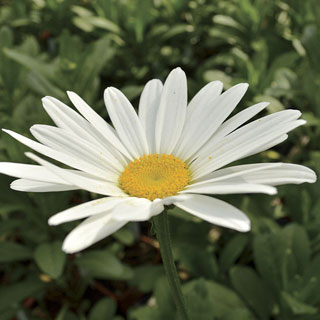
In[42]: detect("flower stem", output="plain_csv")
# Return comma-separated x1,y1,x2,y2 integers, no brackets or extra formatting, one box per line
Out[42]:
152,209,190,320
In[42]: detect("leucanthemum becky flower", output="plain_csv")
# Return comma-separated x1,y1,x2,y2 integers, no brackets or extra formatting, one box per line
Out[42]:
0,68,316,253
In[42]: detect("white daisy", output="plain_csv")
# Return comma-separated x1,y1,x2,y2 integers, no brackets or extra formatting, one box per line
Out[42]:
0,68,316,253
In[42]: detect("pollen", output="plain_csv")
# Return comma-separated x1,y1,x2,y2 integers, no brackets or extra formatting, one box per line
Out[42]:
119,154,191,201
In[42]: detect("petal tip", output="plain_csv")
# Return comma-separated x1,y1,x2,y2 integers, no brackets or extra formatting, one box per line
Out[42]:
309,171,317,183
103,87,117,99
240,83,249,91
29,125,37,133
62,244,75,254
41,96,50,103
215,80,224,87
169,67,186,78
236,216,251,232
269,187,278,195
48,217,58,226
66,91,79,101
62,238,79,254
173,66,183,72
260,101,270,107
239,223,251,232
25,152,37,162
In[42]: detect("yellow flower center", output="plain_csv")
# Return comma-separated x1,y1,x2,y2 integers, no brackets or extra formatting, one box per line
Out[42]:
119,154,191,200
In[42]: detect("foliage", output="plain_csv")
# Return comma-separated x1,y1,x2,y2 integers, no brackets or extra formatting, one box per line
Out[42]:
0,0,319,319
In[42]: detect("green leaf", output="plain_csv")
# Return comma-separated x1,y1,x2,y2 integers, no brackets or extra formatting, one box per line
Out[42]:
89,297,116,320
54,304,68,320
183,279,247,319
129,306,162,320
27,71,65,101
0,277,44,312
0,241,32,262
183,279,216,320
174,243,218,279
219,233,248,273
0,219,22,235
254,95,285,113
72,16,94,32
55,307,79,320
34,241,66,279
154,277,176,318
301,112,320,126
301,25,320,72
0,307,17,320
221,308,256,320
159,24,190,41
170,215,218,279
74,36,115,100
0,26,13,47
213,15,246,32
72,5,93,18
129,278,174,319
203,70,232,89
3,47,56,80
230,266,274,319
90,16,121,34
129,264,164,293
283,224,310,274
296,254,320,304
113,227,135,246
253,224,311,292
121,85,143,101
76,249,133,280
281,291,317,315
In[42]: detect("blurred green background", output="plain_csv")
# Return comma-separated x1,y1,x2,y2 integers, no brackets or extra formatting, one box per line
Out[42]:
0,0,319,319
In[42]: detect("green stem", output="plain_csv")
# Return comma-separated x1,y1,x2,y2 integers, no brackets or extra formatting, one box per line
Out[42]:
153,209,190,320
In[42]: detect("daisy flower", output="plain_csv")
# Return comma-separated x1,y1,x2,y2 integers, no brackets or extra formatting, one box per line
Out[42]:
0,68,316,253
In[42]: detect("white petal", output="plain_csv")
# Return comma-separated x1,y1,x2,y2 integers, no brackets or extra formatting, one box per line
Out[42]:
194,101,269,160
62,212,127,253
231,163,317,186
191,163,316,189
174,80,223,159
215,101,269,138
138,79,163,154
3,129,112,180
243,134,288,158
43,96,128,166
0,162,67,184
193,163,283,184
0,162,113,190
11,179,78,192
173,194,250,232
185,81,223,115
25,152,124,196
49,197,126,225
67,91,132,160
194,109,300,166
31,125,122,175
191,110,305,178
182,183,277,195
112,198,164,221
42,97,103,146
104,87,149,158
176,83,248,161
155,67,187,154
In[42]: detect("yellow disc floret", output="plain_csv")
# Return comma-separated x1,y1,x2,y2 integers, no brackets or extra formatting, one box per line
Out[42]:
119,154,191,200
